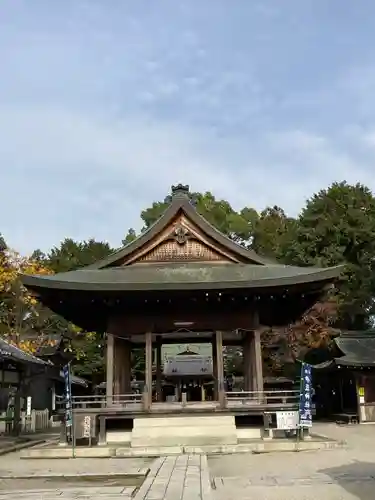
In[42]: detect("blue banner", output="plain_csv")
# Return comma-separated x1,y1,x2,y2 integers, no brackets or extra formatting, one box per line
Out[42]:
62,364,73,429
299,362,313,428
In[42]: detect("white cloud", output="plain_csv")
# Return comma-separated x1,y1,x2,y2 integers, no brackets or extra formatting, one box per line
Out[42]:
1,1,375,256
1,103,374,255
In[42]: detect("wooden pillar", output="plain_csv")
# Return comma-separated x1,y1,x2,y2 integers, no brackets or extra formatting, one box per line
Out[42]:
215,331,226,409
212,336,218,400
242,333,253,392
156,338,162,402
113,339,132,400
144,332,153,411
251,330,263,392
106,333,114,405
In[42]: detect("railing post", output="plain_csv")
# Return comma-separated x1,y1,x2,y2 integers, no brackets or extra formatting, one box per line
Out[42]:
98,416,106,446
262,412,273,440
58,419,67,446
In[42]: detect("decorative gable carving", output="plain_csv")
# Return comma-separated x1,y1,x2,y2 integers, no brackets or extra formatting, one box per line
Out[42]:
121,213,240,265
136,239,226,263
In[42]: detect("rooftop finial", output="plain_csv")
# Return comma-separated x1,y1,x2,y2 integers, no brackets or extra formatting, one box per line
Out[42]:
171,183,190,199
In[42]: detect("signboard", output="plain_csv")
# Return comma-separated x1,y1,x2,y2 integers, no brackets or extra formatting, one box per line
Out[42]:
62,364,73,430
83,415,91,438
299,362,313,428
26,396,32,417
276,411,299,430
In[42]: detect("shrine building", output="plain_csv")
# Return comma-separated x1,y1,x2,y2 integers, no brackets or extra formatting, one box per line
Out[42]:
21,184,342,447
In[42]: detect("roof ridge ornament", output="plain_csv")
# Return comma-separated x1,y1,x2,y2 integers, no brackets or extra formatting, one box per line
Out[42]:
171,183,190,199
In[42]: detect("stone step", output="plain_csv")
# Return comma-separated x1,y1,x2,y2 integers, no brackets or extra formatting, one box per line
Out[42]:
131,415,237,448
131,433,237,447
106,430,132,444
133,415,234,428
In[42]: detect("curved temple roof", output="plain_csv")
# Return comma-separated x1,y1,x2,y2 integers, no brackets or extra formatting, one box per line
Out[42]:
21,262,342,292
21,184,343,294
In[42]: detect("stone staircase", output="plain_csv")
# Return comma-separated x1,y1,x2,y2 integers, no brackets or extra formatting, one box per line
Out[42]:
131,414,237,448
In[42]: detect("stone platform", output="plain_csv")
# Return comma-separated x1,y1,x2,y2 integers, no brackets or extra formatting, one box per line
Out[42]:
133,454,212,500
131,414,238,447
20,433,344,459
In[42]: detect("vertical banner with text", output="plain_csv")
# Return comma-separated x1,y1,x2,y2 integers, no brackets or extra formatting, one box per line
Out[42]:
62,364,73,439
299,362,313,428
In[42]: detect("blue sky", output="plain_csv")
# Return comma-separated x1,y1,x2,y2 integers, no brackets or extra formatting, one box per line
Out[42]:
2,0,375,254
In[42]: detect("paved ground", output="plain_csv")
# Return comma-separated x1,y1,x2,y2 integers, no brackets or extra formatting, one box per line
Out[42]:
209,422,375,500
0,454,151,499
134,454,212,499
1,423,375,498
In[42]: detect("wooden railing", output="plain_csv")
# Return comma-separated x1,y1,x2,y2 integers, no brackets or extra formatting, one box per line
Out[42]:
226,390,299,408
65,393,143,409
56,390,299,412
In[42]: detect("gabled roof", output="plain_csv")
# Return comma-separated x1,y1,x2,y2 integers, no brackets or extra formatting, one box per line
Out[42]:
314,331,375,369
0,338,50,366
20,184,343,296
86,184,272,268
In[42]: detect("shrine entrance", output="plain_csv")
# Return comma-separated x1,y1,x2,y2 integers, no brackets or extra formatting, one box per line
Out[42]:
22,183,341,420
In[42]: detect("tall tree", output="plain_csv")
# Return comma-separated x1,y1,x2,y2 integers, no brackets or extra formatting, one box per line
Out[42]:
0,248,55,353
285,182,375,329
46,238,113,273
122,228,137,246
252,206,297,260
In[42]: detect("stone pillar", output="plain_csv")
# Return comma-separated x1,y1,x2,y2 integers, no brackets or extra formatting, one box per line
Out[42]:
106,333,114,405
144,332,153,411
242,333,253,392
155,338,162,402
215,331,226,409
251,330,263,392
201,384,205,402
113,338,132,401
212,336,218,400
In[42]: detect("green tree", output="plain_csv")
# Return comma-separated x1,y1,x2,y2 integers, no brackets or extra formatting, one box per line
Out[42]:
122,228,137,246
46,238,113,273
252,206,297,260
285,182,375,329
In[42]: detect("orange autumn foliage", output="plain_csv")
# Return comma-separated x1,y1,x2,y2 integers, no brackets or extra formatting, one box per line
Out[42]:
0,248,53,354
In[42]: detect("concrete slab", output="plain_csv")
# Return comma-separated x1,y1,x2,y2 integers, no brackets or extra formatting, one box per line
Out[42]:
20,433,343,460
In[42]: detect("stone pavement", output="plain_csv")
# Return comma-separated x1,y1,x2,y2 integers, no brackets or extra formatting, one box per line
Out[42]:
0,453,212,499
0,453,151,477
0,455,151,499
0,486,136,499
2,422,375,499
209,422,375,500
134,454,212,499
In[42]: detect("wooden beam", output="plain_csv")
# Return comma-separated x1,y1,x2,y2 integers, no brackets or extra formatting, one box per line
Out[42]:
215,331,226,409
242,333,253,392
212,336,218,400
106,333,114,404
155,337,162,402
144,332,153,410
252,330,263,392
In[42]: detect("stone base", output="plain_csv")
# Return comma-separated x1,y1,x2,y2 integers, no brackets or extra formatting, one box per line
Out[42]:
131,415,238,448
107,430,132,444
20,434,345,459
